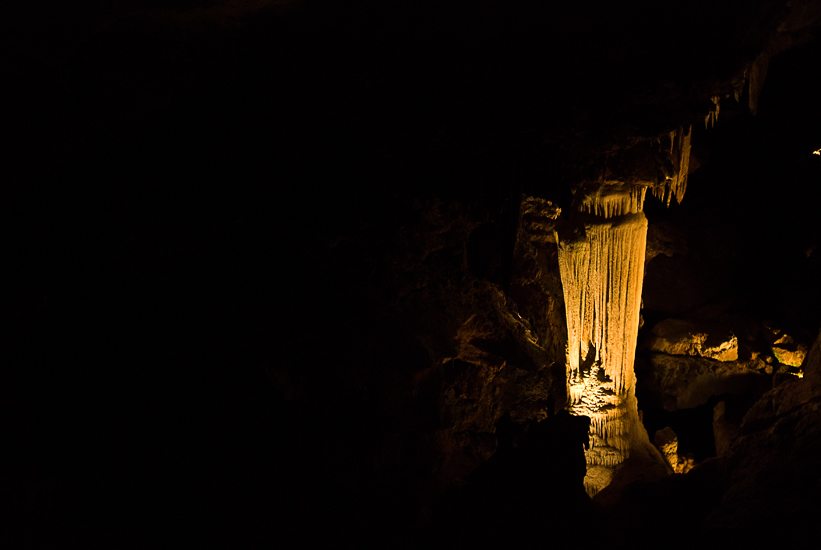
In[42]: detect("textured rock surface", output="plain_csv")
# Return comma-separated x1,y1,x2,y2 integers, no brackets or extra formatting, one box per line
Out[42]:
556,181,671,496
557,206,650,494
603,328,821,548
434,283,560,486
653,427,679,472
696,327,821,543
644,353,767,411
644,318,739,361
509,197,568,371
770,333,809,367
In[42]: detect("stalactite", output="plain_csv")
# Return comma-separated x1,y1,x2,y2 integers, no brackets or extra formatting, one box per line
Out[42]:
652,125,691,207
577,185,646,218
705,96,720,129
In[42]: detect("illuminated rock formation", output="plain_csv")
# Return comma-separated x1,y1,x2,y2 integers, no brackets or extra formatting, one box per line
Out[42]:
652,125,692,207
643,318,739,362
653,427,679,472
556,183,655,495
705,96,721,129
763,325,810,368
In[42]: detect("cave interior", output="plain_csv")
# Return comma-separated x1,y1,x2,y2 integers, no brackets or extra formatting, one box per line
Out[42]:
4,0,821,547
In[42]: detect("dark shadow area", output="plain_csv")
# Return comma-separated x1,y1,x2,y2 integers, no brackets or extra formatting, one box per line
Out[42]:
423,411,602,549
643,37,821,335
2,1,820,547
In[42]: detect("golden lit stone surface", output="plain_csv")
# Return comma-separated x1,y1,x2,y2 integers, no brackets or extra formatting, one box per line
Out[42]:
653,426,679,472
557,189,657,495
771,333,809,367
651,125,692,207
644,318,739,362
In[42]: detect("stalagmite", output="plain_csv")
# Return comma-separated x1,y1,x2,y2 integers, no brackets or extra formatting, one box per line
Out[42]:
652,125,692,207
556,184,651,495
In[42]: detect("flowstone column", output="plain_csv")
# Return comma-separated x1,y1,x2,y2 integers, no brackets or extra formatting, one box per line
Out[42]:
555,184,650,495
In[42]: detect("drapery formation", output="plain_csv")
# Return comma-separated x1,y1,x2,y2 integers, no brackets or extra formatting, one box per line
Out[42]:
652,124,692,207
556,186,649,495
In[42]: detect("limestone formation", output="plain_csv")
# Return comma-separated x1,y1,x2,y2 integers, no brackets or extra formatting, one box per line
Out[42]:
645,353,766,411
770,333,808,367
687,329,821,543
678,453,696,474
557,184,662,494
643,318,739,362
557,211,646,385
653,427,679,472
759,322,811,368
577,184,647,219
652,125,692,207
519,196,562,245
705,96,721,129
434,282,560,486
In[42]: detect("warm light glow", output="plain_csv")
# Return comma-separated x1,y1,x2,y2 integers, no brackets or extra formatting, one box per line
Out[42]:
813,149,820,155
557,193,648,495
